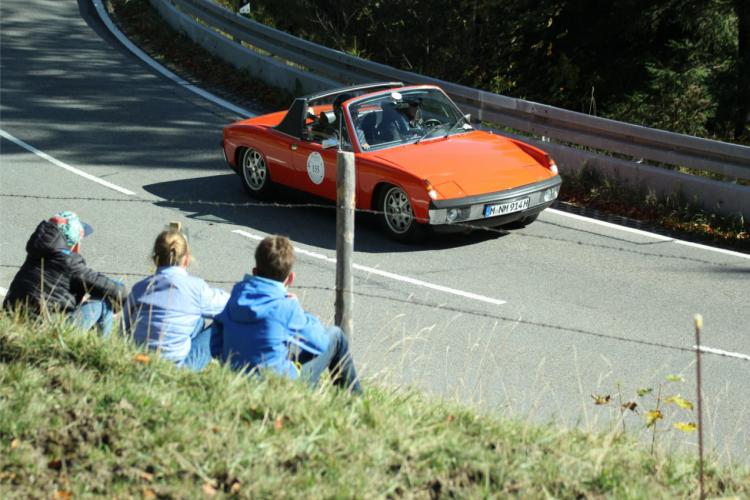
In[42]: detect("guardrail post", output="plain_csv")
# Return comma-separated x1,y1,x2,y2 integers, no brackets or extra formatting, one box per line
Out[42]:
335,151,355,338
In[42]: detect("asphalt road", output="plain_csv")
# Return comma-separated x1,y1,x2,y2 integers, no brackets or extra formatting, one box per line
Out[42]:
2,0,749,459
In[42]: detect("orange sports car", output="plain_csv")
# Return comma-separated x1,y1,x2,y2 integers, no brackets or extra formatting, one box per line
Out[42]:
222,82,561,241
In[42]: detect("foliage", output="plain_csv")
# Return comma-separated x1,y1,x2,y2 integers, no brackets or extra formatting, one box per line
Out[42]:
2,315,750,497
559,164,750,253
593,376,699,456
244,0,748,142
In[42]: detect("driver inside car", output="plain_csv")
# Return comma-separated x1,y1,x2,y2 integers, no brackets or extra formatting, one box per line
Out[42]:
378,101,410,141
403,98,423,128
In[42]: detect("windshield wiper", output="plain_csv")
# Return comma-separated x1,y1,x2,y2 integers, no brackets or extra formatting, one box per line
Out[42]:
415,122,449,144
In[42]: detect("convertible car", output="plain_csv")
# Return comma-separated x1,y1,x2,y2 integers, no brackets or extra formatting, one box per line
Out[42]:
221,82,561,241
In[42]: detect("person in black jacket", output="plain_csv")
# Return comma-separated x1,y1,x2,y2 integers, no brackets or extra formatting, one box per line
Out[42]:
3,211,126,336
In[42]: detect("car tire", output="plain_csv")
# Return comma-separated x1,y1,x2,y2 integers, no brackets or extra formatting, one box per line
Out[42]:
378,185,427,243
239,147,273,199
502,213,538,229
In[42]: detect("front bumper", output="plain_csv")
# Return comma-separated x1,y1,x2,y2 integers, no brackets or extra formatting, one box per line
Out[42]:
427,175,562,227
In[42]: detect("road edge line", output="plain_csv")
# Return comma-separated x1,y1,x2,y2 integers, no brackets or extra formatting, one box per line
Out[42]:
232,229,507,306
91,0,253,119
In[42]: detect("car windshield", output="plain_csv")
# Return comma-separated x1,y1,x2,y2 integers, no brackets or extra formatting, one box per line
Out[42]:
347,87,467,151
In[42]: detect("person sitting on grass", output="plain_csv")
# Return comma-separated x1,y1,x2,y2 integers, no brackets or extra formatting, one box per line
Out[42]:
124,224,229,371
212,235,362,394
2,211,126,336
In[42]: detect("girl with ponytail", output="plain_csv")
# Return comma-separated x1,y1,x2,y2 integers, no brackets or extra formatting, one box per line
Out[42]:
124,225,229,370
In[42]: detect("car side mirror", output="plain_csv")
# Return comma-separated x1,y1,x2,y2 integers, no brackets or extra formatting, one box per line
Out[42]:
321,137,339,150
464,113,471,123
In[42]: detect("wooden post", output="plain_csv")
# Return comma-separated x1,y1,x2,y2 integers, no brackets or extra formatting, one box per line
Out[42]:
335,151,355,338
694,314,705,500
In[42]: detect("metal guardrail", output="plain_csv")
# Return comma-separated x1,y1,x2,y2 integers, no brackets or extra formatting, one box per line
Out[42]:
149,0,749,218
173,0,750,181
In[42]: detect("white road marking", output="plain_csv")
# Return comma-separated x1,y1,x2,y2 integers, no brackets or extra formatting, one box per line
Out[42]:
547,208,750,259
232,229,507,306
694,345,750,361
92,0,253,119
0,129,136,196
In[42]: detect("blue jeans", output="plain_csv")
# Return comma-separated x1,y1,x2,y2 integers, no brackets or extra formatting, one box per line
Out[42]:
299,327,362,395
70,299,114,337
181,320,221,372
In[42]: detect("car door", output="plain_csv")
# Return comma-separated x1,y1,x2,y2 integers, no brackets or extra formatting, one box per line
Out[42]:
290,138,338,200
254,128,298,189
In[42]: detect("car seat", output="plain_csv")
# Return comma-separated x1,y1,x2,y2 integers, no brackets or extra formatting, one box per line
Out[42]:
377,102,407,141
359,112,378,144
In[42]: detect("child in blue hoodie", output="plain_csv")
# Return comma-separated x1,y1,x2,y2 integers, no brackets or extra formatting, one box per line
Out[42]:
213,235,362,394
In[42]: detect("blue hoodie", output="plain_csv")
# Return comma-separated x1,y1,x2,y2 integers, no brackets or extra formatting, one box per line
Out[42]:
214,275,330,378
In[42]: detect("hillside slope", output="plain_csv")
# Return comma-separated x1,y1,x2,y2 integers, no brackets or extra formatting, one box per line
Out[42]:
1,315,748,497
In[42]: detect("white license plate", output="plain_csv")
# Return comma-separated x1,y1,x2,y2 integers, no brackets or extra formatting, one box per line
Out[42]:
484,197,530,217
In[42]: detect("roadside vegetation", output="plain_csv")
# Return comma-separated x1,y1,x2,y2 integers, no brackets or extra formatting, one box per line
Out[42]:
107,0,748,252
2,315,750,497
235,0,750,146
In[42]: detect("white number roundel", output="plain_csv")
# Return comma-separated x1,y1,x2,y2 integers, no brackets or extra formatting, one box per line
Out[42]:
306,152,325,185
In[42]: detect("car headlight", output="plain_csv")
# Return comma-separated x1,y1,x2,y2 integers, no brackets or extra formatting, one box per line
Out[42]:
543,186,560,202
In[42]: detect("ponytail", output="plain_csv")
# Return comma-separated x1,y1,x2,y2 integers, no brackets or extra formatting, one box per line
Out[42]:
152,229,189,267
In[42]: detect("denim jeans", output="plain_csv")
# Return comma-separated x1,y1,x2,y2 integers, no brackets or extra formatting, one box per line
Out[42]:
181,320,220,372
70,299,114,337
299,327,362,394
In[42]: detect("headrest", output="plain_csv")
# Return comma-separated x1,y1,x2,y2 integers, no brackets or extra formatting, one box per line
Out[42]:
319,110,336,127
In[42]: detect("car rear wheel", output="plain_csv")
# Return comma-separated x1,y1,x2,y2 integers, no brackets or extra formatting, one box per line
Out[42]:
379,185,426,242
240,147,273,199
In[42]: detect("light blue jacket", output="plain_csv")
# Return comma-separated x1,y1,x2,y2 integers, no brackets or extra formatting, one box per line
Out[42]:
125,266,229,364
214,275,330,378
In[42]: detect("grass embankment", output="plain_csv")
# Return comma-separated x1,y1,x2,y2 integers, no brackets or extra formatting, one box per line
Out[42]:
1,315,749,497
107,0,749,253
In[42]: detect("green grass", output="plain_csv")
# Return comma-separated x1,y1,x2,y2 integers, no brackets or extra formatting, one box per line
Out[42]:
1,315,749,497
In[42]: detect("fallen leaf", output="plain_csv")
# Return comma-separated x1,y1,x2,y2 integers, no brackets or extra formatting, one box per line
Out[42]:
637,388,653,397
53,491,72,500
134,354,151,364
10,438,19,449
230,481,241,494
274,417,283,431
202,482,217,497
446,414,455,423
143,488,157,499
140,470,154,482
117,398,134,411
674,422,697,432
666,374,685,382
591,394,611,405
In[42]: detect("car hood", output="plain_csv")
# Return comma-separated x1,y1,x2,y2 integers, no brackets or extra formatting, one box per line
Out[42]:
368,131,554,197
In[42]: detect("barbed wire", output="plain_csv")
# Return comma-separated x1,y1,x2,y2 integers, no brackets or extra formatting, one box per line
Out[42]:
0,263,743,361
2,193,746,265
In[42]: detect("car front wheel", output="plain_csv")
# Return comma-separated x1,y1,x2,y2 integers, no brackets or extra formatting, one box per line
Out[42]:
240,147,273,199
379,185,426,242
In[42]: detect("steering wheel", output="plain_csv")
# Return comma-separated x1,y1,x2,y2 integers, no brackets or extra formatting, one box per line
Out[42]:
423,118,442,129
